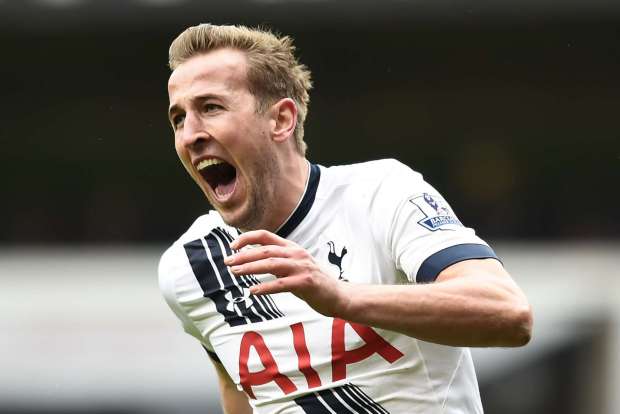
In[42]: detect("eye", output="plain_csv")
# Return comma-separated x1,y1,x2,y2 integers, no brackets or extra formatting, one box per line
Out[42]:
172,114,185,128
204,103,222,112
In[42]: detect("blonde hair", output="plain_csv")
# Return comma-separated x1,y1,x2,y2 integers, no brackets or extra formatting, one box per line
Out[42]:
169,24,313,155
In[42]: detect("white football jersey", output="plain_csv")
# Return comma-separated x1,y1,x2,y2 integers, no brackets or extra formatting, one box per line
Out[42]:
159,159,497,414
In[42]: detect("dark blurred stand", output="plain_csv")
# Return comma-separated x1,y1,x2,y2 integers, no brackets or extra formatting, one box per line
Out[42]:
2,0,619,244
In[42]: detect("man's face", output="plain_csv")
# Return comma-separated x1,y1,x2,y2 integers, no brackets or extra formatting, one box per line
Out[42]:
168,48,279,229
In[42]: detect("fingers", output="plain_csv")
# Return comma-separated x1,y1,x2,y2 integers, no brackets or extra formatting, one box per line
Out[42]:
227,230,314,297
248,278,298,296
230,257,297,277
230,230,289,250
224,245,291,266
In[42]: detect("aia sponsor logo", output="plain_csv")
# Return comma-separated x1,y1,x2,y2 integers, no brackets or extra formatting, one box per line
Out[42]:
238,319,404,399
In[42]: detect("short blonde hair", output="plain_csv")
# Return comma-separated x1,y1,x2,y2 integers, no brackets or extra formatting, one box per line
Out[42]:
169,24,313,155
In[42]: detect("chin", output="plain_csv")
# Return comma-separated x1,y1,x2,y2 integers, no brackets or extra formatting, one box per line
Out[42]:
202,184,264,230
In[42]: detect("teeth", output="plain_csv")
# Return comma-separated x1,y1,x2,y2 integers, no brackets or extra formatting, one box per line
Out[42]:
197,158,224,171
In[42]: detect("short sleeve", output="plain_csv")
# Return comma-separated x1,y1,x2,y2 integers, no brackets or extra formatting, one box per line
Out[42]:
158,245,216,352
370,160,499,283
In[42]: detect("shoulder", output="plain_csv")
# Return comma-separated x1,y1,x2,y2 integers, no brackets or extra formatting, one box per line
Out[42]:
158,211,229,286
322,158,418,179
158,213,229,343
318,158,425,199
320,158,422,186
174,211,229,246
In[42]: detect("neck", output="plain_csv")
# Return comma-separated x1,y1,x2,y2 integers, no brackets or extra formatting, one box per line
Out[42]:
247,154,310,234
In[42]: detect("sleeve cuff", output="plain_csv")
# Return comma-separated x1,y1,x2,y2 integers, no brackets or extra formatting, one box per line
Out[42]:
416,243,500,283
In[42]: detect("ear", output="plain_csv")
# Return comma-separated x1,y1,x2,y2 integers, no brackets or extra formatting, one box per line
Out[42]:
270,98,297,144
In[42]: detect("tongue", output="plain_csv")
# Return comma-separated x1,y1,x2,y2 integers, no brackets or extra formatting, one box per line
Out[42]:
215,179,236,197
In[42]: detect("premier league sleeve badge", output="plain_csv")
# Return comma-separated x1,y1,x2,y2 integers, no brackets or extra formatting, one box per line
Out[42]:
409,193,463,231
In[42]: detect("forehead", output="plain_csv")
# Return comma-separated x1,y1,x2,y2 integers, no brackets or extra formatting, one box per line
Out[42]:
168,48,249,98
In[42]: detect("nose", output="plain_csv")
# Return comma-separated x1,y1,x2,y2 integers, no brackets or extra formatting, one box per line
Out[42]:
180,112,209,151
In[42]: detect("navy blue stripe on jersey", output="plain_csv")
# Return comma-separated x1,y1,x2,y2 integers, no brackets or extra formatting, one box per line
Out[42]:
202,345,221,363
183,239,246,326
211,228,273,322
317,389,357,413
277,163,321,239
213,228,284,318
345,384,390,414
332,386,372,413
212,227,285,319
183,228,285,327
294,393,333,414
295,384,388,414
213,228,284,319
205,232,263,324
416,243,500,283
212,226,236,246
241,274,285,319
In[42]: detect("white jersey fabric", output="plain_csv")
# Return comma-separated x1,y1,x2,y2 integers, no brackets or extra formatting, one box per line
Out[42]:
159,159,498,414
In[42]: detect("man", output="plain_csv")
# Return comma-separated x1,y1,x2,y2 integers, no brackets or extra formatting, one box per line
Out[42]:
159,23,532,414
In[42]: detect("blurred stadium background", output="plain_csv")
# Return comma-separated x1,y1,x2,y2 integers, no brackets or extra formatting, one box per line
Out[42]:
1,0,619,413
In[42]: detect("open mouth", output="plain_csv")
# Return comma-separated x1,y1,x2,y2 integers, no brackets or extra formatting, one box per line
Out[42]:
197,159,237,200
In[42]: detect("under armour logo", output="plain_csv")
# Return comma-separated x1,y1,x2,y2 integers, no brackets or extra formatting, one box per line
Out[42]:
225,288,253,313
327,241,348,280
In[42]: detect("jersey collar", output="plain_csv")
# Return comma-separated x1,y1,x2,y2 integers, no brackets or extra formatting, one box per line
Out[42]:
275,163,321,239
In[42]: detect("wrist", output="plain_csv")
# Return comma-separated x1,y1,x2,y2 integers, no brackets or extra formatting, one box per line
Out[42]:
332,281,359,320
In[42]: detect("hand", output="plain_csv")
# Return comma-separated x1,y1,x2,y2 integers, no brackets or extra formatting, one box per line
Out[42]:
225,230,351,318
